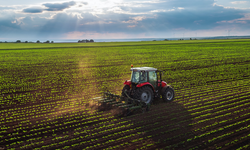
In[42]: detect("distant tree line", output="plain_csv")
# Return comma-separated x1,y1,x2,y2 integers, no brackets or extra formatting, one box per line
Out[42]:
78,39,94,43
0,40,54,43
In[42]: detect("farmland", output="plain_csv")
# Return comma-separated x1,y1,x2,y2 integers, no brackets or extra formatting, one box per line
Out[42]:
0,39,250,150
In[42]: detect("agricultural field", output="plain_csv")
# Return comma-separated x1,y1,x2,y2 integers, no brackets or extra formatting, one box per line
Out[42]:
0,39,250,150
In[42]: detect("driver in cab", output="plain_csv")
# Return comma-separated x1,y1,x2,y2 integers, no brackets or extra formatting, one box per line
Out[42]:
141,72,147,82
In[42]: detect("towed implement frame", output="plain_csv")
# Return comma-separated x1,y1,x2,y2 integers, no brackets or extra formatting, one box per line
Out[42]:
91,90,150,117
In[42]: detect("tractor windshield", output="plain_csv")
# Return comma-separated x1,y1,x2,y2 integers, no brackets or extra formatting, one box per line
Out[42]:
131,71,140,83
131,71,147,83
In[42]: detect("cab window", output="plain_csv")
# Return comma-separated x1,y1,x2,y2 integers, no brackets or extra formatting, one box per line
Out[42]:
140,71,147,83
149,71,157,82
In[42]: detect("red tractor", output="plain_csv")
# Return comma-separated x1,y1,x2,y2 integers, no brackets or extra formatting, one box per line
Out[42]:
121,66,175,104
92,66,175,116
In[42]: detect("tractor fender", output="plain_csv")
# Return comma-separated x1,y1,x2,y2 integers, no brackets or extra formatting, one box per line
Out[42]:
124,80,132,86
159,81,167,87
136,82,155,92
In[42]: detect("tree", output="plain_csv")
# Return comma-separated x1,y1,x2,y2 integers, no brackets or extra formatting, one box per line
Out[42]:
16,40,21,43
25,41,28,43
51,41,54,43
190,38,192,40
36,40,40,43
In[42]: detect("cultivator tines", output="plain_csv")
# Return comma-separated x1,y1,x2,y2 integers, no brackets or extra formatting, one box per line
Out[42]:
91,90,150,117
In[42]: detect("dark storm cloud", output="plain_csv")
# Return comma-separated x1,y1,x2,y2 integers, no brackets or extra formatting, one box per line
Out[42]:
43,1,76,11
22,1,77,13
22,7,44,13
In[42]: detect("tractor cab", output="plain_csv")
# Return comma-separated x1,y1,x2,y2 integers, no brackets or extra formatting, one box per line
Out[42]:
130,67,158,88
129,67,165,91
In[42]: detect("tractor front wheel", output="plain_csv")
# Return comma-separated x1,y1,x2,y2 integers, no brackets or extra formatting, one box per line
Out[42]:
134,86,153,104
162,87,175,102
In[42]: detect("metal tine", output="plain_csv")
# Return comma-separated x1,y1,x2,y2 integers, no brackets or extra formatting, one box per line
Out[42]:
103,92,122,104
92,96,103,100
94,97,108,101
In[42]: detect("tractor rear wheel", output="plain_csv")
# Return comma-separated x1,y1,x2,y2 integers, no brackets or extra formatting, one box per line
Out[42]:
162,87,175,102
121,85,131,102
121,85,131,97
134,86,153,104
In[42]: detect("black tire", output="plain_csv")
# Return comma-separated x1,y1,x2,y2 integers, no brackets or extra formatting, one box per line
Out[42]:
121,85,131,97
121,85,132,103
134,86,153,104
162,86,175,102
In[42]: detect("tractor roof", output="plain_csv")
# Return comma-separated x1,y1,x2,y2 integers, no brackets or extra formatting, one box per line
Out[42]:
130,67,157,71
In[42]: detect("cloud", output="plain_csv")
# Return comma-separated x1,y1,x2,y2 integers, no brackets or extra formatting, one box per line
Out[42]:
0,15,20,34
22,1,77,13
231,1,247,4
81,2,88,5
0,6,15,10
43,1,76,11
214,0,250,9
142,5,245,31
217,13,250,24
22,7,44,13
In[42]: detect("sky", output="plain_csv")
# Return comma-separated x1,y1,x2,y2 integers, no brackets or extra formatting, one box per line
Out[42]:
0,0,250,41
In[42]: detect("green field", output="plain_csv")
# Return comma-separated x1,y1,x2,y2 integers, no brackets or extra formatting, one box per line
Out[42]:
1,39,250,149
